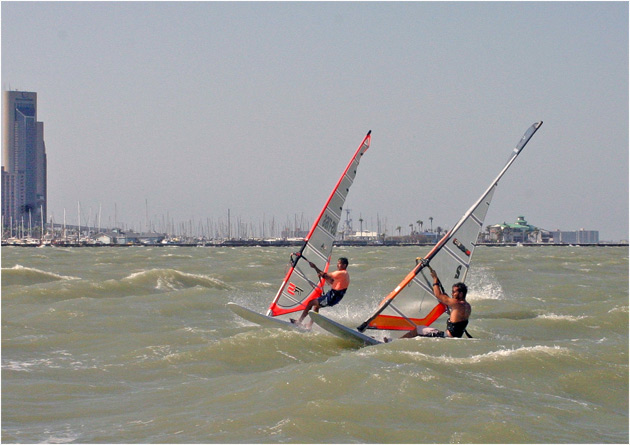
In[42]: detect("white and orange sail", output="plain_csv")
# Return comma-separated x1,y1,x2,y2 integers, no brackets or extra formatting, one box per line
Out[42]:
358,122,543,334
267,131,372,317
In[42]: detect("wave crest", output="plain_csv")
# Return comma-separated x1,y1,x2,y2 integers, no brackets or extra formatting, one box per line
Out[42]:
537,313,586,321
465,345,571,363
1,265,79,286
122,269,230,291
396,344,571,366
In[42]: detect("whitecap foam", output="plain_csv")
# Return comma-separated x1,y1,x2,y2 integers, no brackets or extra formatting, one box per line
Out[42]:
395,344,571,365
467,268,505,301
122,268,231,291
254,281,274,288
41,426,82,444
469,281,505,301
1,265,80,285
162,253,193,259
6,264,79,280
3,357,56,372
537,313,586,321
465,345,571,363
608,305,629,314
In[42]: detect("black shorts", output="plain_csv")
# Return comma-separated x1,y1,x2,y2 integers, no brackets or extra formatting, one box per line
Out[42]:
317,288,346,308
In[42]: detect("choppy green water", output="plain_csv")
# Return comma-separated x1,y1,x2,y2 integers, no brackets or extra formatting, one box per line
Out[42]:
2,245,628,443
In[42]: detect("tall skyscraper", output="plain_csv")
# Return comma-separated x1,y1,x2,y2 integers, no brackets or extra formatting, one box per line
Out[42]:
2,91,47,231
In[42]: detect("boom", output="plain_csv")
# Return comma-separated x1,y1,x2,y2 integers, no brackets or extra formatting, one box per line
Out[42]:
358,121,543,332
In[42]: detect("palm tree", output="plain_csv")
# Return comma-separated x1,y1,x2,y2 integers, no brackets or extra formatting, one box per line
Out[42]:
429,217,434,232
396,226,402,237
417,220,423,233
359,216,364,238
530,228,540,243
409,223,414,236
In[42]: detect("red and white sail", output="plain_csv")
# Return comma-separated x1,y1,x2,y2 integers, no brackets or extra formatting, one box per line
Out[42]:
267,131,372,317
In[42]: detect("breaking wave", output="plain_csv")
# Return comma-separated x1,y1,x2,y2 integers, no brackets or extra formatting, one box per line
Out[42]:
1,265,80,286
537,313,587,321
121,268,231,291
395,344,571,365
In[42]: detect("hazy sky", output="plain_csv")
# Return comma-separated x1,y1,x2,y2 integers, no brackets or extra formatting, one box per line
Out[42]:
2,2,628,240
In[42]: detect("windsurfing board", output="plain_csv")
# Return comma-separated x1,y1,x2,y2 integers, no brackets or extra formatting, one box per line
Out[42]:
227,302,306,331
309,312,381,346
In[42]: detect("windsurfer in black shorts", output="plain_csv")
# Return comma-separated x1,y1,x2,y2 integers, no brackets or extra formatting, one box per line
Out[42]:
292,257,350,328
400,267,471,339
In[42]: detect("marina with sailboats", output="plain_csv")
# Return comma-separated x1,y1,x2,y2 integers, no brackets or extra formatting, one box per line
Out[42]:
2,203,622,247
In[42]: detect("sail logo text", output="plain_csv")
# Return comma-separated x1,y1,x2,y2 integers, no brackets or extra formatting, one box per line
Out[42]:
321,214,339,237
453,238,471,256
287,283,304,296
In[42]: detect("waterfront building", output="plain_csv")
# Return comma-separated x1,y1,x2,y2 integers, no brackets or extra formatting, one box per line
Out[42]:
486,215,600,244
488,216,539,243
552,229,599,244
94,230,167,245
2,91,47,231
346,230,379,241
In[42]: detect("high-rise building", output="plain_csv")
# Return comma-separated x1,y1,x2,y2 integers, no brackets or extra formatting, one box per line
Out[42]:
552,229,599,244
2,91,47,232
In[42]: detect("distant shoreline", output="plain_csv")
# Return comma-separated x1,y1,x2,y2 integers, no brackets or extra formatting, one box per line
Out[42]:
2,241,627,248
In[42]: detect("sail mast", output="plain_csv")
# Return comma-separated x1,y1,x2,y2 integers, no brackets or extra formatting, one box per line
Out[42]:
267,131,372,317
358,122,543,332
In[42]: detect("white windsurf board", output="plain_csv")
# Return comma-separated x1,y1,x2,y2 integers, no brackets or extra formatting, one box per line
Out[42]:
309,312,381,346
227,302,306,331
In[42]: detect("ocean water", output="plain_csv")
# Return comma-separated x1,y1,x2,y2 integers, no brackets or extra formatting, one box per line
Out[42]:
1,245,628,443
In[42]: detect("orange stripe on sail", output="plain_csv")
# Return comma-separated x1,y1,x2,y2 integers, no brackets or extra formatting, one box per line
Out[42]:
367,303,446,331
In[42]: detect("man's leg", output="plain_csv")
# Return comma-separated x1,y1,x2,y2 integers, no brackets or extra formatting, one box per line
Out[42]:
295,298,321,325
400,325,442,339
302,299,320,326
295,300,313,324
